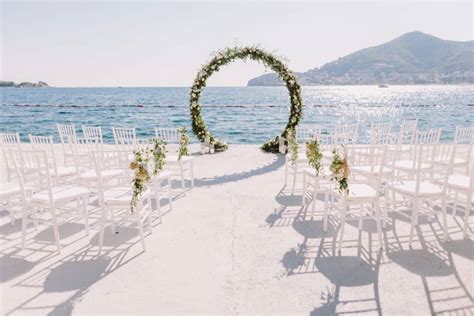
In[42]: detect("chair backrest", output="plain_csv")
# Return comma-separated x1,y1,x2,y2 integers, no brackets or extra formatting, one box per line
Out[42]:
10,148,53,199
413,144,456,195
347,145,387,182
415,129,441,145
401,119,418,134
396,120,418,146
113,127,137,145
454,126,473,144
370,132,396,145
0,133,21,146
370,122,392,135
82,125,103,143
155,128,179,143
0,133,21,174
296,126,321,144
57,124,77,144
333,124,358,144
29,134,60,179
91,149,132,204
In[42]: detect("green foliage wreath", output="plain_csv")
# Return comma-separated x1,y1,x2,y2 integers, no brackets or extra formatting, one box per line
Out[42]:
189,46,303,153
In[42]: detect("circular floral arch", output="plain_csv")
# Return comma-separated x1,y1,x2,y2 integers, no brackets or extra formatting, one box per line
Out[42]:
189,46,303,153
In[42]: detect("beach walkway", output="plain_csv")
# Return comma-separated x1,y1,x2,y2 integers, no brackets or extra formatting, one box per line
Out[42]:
1,145,473,315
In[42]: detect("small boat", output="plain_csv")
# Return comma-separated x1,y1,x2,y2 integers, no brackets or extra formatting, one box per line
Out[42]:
378,84,389,88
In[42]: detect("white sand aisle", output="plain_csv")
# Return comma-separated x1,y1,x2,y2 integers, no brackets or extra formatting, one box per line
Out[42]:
1,145,473,315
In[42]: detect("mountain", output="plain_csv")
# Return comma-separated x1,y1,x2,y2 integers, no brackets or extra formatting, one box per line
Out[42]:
247,32,474,86
0,80,50,88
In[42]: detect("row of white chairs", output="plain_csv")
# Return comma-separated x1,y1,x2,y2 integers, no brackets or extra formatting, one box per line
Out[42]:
288,127,473,252
0,126,196,254
295,119,420,145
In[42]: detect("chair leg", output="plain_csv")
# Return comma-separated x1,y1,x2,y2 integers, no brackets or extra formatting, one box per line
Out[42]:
292,165,297,193
82,196,90,236
302,173,306,205
453,191,459,216
32,207,39,231
463,192,472,238
98,206,107,254
190,161,194,188
50,207,61,253
136,206,146,252
408,198,419,248
338,202,347,253
147,197,153,233
375,204,384,250
383,188,390,229
8,201,15,226
323,192,329,232
179,163,185,192
21,205,28,249
168,175,173,212
312,184,317,213
441,197,448,241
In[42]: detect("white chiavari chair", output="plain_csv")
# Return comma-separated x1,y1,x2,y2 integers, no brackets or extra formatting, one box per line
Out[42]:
0,132,22,182
327,145,386,252
399,119,418,144
333,123,359,145
10,148,90,253
446,164,473,237
112,127,137,146
452,126,473,173
391,129,441,178
29,134,77,184
57,124,81,165
384,143,455,247
367,122,392,144
92,149,153,253
155,127,194,193
82,125,104,144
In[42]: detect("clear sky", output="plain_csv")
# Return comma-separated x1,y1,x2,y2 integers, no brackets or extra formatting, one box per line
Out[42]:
1,1,472,87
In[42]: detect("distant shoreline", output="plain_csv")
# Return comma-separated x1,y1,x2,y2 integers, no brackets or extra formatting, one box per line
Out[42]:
1,83,473,89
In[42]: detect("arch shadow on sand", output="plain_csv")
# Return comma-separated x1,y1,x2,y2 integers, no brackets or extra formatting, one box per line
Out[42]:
194,154,285,187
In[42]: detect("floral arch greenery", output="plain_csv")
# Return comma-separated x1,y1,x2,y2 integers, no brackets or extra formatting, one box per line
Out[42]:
189,46,303,153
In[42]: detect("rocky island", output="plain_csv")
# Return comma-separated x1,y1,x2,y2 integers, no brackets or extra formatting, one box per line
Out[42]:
248,31,474,86
0,80,50,88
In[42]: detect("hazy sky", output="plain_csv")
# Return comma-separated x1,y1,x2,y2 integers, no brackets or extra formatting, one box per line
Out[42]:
1,1,472,87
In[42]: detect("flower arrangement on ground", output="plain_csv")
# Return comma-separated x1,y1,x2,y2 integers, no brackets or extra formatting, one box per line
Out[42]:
189,45,303,153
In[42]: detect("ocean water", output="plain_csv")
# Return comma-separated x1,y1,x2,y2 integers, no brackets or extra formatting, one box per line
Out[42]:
1,85,473,143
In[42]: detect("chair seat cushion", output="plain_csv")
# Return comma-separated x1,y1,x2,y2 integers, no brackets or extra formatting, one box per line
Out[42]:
79,169,124,180
52,166,77,177
390,180,443,196
352,165,391,175
31,185,89,203
345,184,378,200
0,183,22,198
447,174,470,190
104,186,151,205
394,160,431,171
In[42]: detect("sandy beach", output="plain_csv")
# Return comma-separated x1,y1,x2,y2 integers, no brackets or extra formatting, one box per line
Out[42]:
1,144,472,315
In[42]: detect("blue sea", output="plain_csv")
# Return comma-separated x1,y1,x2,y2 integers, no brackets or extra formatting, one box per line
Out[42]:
1,85,473,143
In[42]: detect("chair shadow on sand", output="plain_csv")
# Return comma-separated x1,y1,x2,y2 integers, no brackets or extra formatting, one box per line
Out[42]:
276,190,474,315
4,226,149,315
